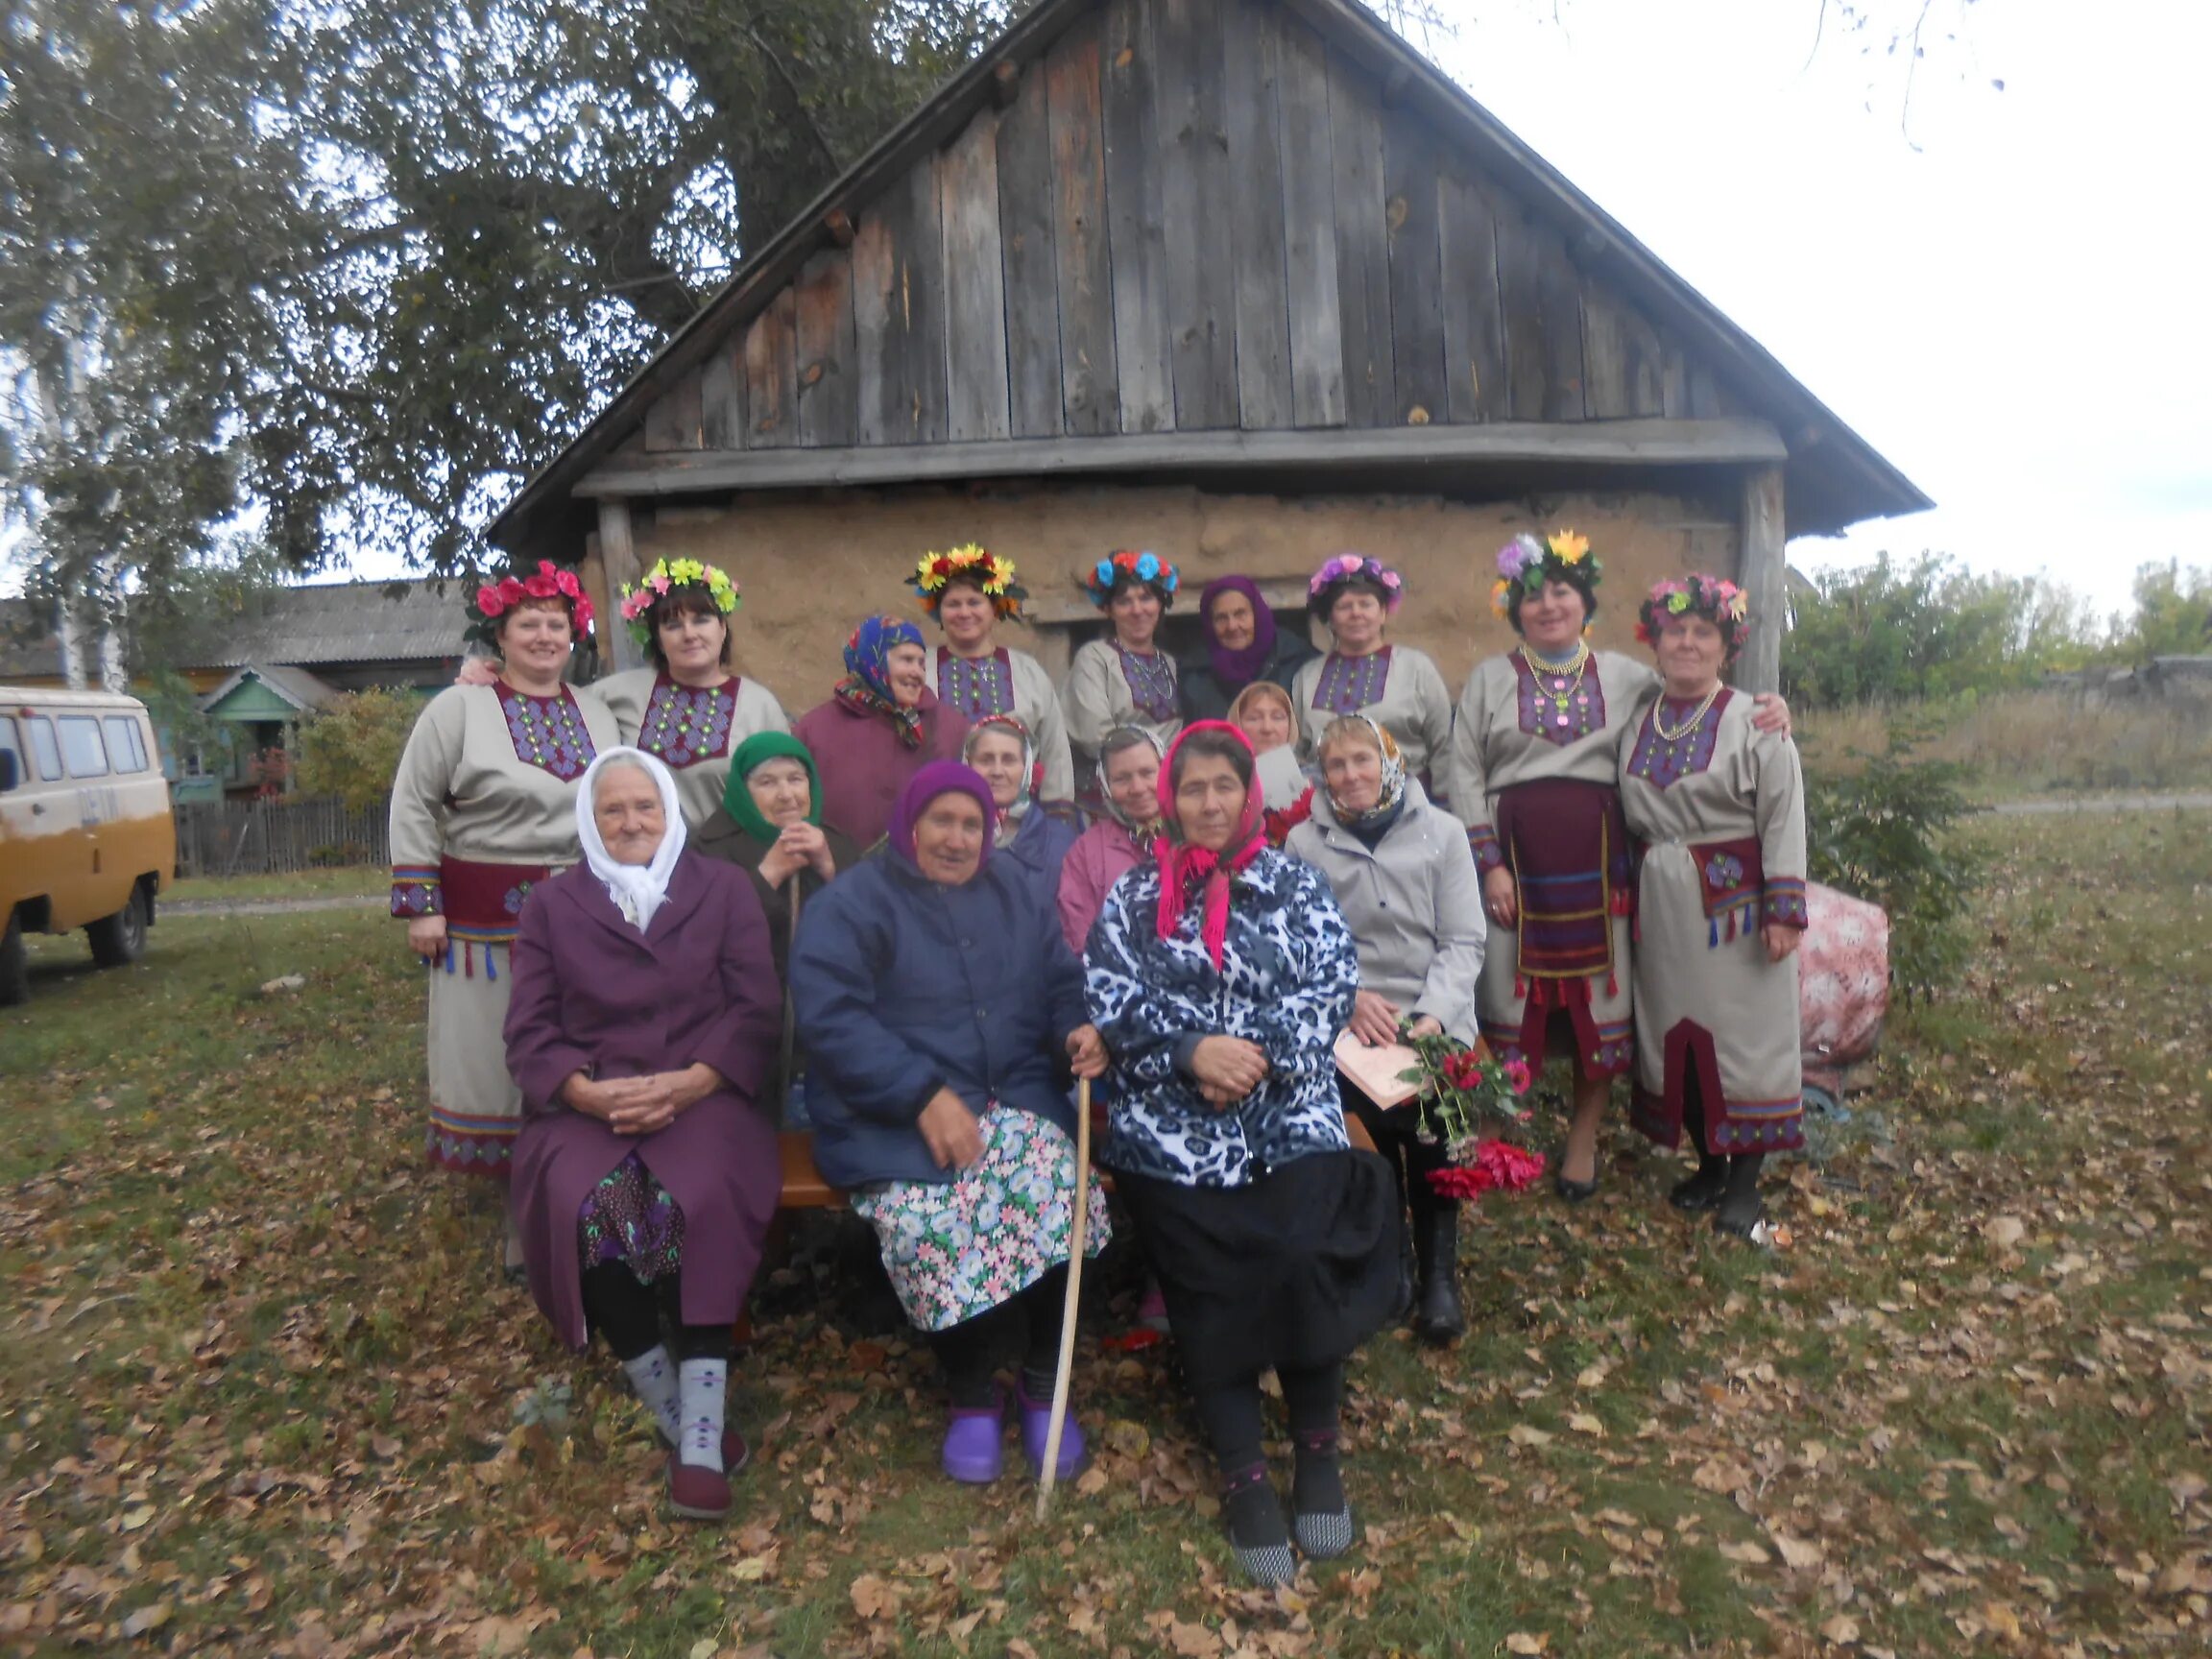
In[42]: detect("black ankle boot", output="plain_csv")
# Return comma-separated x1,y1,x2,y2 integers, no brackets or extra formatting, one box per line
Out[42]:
1411,1204,1465,1345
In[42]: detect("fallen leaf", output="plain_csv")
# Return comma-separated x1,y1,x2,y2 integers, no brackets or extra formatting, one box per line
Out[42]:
1166,1616,1222,1657
1984,1215,2027,1248
1567,1412,1605,1436
1818,1613,1861,1646
1507,1425,1553,1448
1504,1635,1550,1655
1074,1465,1109,1496
1770,1531,1825,1570
850,1574,901,1622
1718,1540,1771,1566
119,1602,171,1639
119,1504,156,1532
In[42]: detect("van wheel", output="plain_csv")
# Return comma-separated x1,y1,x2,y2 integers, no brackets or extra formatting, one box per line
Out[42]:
0,911,26,1006
87,883,149,968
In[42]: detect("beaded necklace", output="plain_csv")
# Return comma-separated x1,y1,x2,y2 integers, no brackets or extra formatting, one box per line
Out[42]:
1518,641,1591,725
1652,684,1723,741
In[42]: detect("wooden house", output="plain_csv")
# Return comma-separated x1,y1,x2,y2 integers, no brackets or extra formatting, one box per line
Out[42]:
489,0,1927,703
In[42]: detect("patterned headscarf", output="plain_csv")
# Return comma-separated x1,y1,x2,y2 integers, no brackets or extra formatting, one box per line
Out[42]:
1155,721,1266,972
833,613,928,748
961,712,1040,841
886,760,997,880
1199,574,1279,690
721,730,823,847
1319,714,1408,833
1096,726,1167,835
576,747,687,932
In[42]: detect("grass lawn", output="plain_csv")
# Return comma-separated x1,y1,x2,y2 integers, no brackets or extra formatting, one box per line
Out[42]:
164,867,388,906
3,811,2207,1657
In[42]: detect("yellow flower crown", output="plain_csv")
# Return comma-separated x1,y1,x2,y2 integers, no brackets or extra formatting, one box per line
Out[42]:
910,544,1028,618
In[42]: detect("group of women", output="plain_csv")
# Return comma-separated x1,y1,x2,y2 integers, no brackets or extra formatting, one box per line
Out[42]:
387,531,1808,1575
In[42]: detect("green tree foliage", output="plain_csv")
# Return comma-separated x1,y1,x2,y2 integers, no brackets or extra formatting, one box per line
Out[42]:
2111,560,2212,661
1782,553,2096,709
296,686,426,809
2,0,1004,611
1803,715,1984,998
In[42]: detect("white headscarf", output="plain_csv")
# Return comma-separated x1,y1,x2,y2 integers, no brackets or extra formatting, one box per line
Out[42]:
576,747,687,931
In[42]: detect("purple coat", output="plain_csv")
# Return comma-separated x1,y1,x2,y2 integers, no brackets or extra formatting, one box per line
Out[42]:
504,854,781,1350
791,689,970,850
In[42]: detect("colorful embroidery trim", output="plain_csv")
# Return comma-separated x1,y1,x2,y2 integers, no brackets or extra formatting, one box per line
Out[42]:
1116,645,1178,723
1625,689,1733,792
937,649,1017,718
1310,647,1393,716
637,676,736,769
498,683,597,781
1512,650,1606,746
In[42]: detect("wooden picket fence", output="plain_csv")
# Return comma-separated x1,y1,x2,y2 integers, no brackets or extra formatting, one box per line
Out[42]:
174,794,390,878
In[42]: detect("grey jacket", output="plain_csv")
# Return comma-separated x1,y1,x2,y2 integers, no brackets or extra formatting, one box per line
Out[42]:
1286,779,1486,1046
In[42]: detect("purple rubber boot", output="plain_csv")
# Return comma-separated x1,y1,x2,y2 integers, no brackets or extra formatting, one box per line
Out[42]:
942,1393,1005,1484
1015,1379,1087,1480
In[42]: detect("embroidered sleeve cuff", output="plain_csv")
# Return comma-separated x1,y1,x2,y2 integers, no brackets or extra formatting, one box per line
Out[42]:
1763,879,1809,930
1468,825,1504,874
391,868,443,918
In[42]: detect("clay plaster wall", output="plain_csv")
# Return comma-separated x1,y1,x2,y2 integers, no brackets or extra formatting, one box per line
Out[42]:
608,483,1743,713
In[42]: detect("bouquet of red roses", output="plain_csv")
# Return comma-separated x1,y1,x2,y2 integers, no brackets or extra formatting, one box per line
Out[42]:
1395,1028,1547,1200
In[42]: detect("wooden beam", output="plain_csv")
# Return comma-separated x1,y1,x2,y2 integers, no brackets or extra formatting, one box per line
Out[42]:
1739,464,1786,695
596,498,643,672
573,417,1788,498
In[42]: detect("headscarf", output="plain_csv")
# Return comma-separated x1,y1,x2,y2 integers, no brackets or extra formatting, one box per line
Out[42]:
1095,725,1167,835
961,712,1040,842
1155,721,1266,972
1225,679,1297,756
832,613,928,749
886,760,998,880
722,730,822,846
577,747,687,932
1199,574,1279,690
1320,714,1408,838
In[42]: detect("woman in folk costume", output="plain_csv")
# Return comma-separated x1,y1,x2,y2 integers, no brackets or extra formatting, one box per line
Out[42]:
1621,576,1808,1238
962,713,1081,919
1287,555,1454,796
389,560,619,1271
1086,721,1398,1587
788,762,1111,1485
791,613,969,849
1062,550,1184,784
1177,573,1318,723
593,559,789,828
1286,715,1485,1345
1448,531,1791,1202
504,749,782,1521
1056,726,1164,956
913,544,1075,809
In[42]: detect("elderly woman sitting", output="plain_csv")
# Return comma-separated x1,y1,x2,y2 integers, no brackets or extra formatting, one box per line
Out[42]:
1286,716,1485,1344
1087,722,1399,1586
1057,726,1163,955
789,761,1110,1484
504,749,781,1523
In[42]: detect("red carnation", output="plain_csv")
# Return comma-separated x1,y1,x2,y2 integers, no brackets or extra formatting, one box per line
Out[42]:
1427,1167,1487,1201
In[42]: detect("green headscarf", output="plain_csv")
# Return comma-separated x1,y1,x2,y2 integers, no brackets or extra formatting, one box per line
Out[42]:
722,731,823,845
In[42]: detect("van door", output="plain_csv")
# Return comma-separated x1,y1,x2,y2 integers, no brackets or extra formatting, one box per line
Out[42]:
4,712,82,931
53,712,120,929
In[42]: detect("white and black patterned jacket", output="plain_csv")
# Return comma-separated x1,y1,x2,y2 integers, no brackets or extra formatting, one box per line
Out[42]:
1085,849,1358,1188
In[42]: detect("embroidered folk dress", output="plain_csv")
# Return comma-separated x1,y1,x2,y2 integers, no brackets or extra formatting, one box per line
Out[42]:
1449,649,1658,1079
1618,688,1810,1154
388,680,621,1176
592,667,789,828
934,645,1075,807
1287,645,1455,791
1062,638,1183,769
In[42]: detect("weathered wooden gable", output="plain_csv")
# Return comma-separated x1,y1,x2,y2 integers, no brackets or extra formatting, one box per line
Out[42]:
630,0,1739,467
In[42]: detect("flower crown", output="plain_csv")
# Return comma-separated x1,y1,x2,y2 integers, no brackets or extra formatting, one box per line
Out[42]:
1082,549,1179,609
912,544,1028,618
1635,573,1752,656
1308,553,1405,613
617,558,739,650
465,559,594,651
1488,529,1600,621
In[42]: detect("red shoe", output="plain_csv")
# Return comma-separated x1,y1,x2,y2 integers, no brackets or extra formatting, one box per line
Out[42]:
667,1453,732,1520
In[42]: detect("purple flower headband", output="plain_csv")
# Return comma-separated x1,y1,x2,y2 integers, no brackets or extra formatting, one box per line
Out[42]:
1306,554,1405,614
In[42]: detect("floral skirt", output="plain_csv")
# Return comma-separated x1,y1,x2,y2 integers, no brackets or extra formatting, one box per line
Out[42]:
851,1104,1111,1334
577,1152,685,1286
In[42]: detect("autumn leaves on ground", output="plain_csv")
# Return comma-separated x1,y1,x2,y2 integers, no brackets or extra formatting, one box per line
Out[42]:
3,811,2208,1658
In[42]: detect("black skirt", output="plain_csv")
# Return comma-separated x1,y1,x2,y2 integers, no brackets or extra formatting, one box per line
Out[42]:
1116,1149,1403,1392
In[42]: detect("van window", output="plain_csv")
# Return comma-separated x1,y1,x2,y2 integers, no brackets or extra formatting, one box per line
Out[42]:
58,715,109,778
103,714,150,772
24,715,60,781
0,718,20,789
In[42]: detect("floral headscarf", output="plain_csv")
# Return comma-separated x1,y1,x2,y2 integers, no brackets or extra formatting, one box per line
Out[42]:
1318,714,1407,834
1635,573,1751,662
832,613,928,748
961,712,1041,841
1155,721,1266,972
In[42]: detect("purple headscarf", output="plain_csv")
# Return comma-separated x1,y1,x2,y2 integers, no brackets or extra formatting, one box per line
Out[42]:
886,759,998,878
1199,574,1279,690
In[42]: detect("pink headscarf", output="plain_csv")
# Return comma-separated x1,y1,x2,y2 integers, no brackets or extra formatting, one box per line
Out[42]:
1154,721,1267,972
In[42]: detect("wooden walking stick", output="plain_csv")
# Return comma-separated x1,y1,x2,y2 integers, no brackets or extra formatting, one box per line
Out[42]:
1036,1074,1094,1521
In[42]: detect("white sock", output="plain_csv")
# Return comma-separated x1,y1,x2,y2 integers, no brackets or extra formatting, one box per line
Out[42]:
678,1358,727,1472
621,1345,680,1445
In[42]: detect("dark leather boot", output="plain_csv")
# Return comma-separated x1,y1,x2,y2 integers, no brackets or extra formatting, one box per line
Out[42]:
1411,1202,1465,1346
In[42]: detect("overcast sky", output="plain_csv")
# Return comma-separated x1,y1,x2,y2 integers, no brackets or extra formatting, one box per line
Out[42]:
1447,0,2212,584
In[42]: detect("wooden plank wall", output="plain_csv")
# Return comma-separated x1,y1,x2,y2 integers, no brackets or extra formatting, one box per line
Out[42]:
639,0,1741,460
